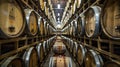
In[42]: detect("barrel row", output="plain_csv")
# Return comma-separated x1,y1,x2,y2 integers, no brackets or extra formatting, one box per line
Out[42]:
68,0,120,40
49,36,73,67
62,36,120,67
0,0,54,38
1,36,56,67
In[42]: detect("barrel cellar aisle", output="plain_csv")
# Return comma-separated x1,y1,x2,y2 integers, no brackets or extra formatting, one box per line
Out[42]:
42,36,77,67
0,0,120,67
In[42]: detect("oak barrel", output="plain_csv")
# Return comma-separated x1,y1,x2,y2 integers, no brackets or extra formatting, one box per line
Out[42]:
24,9,38,36
23,47,39,67
46,40,50,51
38,18,45,36
77,14,85,36
39,0,45,11
85,6,101,37
43,41,48,56
101,0,120,39
72,42,78,58
84,50,103,67
73,20,78,37
0,0,26,38
36,43,44,63
68,38,71,51
1,55,23,67
76,44,86,65
70,40,74,53
49,56,73,67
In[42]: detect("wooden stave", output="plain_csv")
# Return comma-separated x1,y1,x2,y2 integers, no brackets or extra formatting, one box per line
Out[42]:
1,55,23,67
44,20,47,36
69,23,73,36
38,0,45,11
48,38,52,48
0,0,26,38
76,44,86,65
73,20,78,37
84,6,101,37
68,38,72,51
36,43,44,64
22,47,39,67
46,24,49,35
24,9,38,36
84,50,103,67
77,14,85,36
70,40,74,53
37,16,41,35
45,40,49,53
39,18,45,36
46,39,50,51
67,38,71,50
43,41,47,56
72,42,78,58
101,0,120,40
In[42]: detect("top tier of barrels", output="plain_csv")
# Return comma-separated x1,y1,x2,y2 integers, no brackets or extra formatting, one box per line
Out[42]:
69,0,120,40
0,0,49,38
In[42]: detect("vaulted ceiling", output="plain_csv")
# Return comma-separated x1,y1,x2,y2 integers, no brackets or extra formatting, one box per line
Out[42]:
51,0,68,24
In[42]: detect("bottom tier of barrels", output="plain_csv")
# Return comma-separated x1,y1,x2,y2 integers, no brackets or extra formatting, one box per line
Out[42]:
62,36,120,67
0,36,56,67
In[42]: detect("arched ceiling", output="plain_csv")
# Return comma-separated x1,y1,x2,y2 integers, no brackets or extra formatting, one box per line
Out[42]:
51,0,68,28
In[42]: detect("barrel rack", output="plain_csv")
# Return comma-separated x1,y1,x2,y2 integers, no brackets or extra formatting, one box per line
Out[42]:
0,35,53,61
20,0,55,28
63,0,120,64
0,0,55,65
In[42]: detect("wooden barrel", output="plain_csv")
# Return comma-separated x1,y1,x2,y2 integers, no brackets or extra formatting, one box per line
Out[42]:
76,0,85,9
66,38,70,50
103,61,120,67
24,9,38,36
36,43,44,64
44,21,48,36
72,42,78,58
85,6,101,37
73,20,78,37
49,56,73,67
53,42,66,55
72,0,77,14
46,24,49,35
39,0,45,11
1,55,23,67
43,41,48,56
48,38,52,48
46,40,50,51
84,50,103,67
76,44,86,65
70,23,73,36
23,47,39,67
77,14,85,36
70,40,74,53
0,0,26,38
68,38,71,51
38,18,45,36
101,0,120,39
